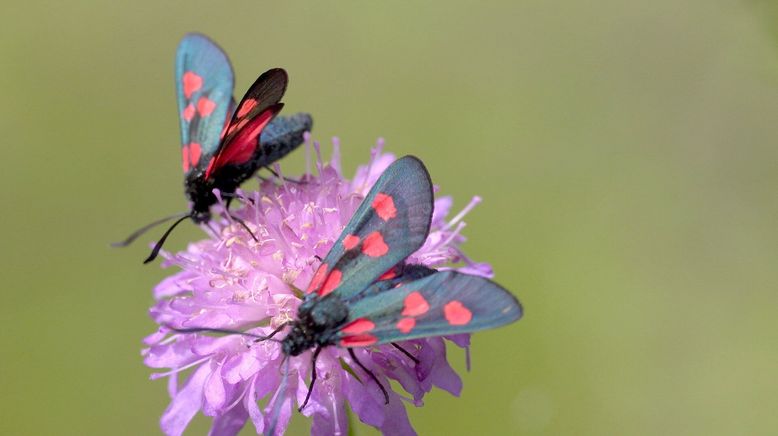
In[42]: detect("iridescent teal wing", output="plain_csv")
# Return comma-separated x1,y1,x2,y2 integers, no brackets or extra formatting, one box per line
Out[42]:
175,33,234,176
336,269,522,347
305,156,434,300
257,113,313,167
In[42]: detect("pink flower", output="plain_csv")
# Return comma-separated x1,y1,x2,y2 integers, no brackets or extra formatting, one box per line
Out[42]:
143,137,491,435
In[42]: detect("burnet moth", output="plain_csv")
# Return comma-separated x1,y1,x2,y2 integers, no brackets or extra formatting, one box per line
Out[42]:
114,33,312,263
173,156,523,431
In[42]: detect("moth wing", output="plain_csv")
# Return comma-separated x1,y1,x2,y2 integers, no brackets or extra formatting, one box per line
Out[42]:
256,112,313,167
175,33,234,177
336,270,522,347
203,68,287,180
305,156,433,300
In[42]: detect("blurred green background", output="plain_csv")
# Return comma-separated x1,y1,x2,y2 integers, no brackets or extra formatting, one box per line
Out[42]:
1,1,776,435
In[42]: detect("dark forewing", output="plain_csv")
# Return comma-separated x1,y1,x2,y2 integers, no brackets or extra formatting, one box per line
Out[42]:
306,156,434,300
336,270,523,347
175,33,234,175
204,69,288,180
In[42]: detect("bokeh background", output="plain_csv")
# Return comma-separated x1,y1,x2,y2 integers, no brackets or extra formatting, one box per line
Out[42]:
2,1,777,435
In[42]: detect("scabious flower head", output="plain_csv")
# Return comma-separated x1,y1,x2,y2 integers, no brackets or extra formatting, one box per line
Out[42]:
143,137,492,436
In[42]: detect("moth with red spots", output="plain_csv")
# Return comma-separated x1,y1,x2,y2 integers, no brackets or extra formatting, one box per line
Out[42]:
114,33,312,263
277,156,523,411
164,155,521,433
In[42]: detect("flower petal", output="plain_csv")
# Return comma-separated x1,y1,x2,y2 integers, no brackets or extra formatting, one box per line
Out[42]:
246,364,282,434
204,363,228,413
425,337,463,396
344,375,384,428
223,353,260,384
431,196,453,226
378,389,417,436
208,405,248,436
263,369,297,436
310,352,348,436
160,364,210,436
144,143,490,436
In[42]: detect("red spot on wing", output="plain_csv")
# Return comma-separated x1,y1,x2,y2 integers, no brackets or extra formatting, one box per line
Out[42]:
319,269,342,296
372,193,397,221
402,292,430,317
444,300,473,326
182,103,195,121
378,267,397,281
226,118,248,136
307,263,328,294
182,71,203,99
229,111,273,150
189,143,202,167
362,232,389,257
237,98,257,118
340,318,375,335
182,145,190,172
396,317,416,334
342,234,360,250
340,334,377,347
207,110,275,180
197,97,216,117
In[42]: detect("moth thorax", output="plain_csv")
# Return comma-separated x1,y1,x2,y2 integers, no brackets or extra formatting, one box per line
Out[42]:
309,298,349,327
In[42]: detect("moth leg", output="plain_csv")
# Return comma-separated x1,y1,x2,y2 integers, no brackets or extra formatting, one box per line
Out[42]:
263,166,304,184
251,321,290,343
220,195,259,242
348,348,389,405
299,347,322,411
220,191,256,205
391,342,420,365
228,213,259,242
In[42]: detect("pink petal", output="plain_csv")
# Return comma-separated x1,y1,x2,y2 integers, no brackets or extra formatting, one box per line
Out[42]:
431,196,453,226
426,338,463,396
208,405,248,436
204,364,227,412
160,364,210,436
310,353,348,436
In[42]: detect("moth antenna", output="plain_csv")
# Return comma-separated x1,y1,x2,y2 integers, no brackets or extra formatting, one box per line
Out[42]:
110,212,190,247
391,342,420,365
143,214,192,264
225,189,256,205
166,322,288,343
164,322,289,342
277,354,291,376
348,348,389,405
299,347,322,412
264,164,304,184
